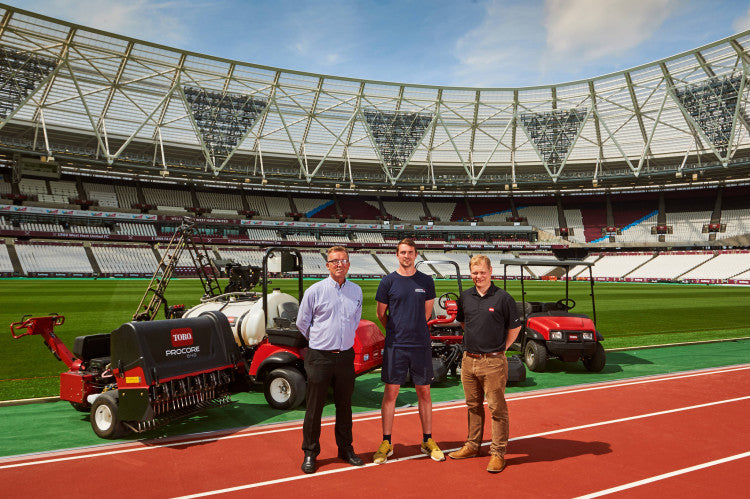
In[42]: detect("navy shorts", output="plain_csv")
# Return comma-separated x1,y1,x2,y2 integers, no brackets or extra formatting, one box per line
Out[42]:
381,345,434,386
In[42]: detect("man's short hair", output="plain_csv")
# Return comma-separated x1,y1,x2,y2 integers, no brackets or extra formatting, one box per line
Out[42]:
470,254,492,270
327,245,349,258
396,238,416,251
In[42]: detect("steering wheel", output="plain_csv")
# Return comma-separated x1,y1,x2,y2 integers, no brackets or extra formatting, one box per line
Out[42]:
556,298,576,311
438,292,459,309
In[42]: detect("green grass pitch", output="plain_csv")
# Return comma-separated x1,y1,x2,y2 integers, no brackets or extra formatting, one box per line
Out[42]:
2,277,749,401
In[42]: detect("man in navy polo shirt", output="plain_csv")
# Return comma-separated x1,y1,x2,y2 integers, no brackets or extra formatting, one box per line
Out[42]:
372,238,444,464
448,254,522,473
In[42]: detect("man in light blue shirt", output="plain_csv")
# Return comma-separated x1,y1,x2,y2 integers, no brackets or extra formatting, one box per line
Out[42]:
297,245,364,474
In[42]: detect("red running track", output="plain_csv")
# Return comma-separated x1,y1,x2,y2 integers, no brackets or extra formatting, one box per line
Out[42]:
2,365,749,498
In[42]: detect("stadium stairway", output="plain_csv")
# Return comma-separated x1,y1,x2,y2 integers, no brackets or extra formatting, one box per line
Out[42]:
372,252,390,275
83,243,102,275
621,254,657,278
676,252,720,280
5,242,23,275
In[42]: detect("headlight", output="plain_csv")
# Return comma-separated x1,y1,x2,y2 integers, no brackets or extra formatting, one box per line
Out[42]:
582,332,594,341
550,331,563,340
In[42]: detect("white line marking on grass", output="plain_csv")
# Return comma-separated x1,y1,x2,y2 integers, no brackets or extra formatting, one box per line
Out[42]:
171,395,750,498
572,451,750,499
2,365,748,470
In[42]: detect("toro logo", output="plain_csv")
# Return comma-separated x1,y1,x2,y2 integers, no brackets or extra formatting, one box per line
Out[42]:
170,327,194,347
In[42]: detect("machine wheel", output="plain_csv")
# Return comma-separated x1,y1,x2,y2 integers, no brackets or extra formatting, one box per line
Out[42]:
583,343,606,372
70,401,91,412
264,368,306,410
524,340,548,372
90,392,126,439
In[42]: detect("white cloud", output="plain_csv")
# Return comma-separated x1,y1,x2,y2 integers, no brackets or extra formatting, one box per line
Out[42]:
14,0,195,46
452,1,545,87
543,0,676,62
732,6,750,33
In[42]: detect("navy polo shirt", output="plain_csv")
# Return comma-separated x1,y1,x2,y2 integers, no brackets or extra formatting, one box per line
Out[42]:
455,283,522,354
375,270,436,348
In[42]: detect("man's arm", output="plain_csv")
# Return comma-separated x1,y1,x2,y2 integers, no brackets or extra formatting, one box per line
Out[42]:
424,299,434,322
505,326,522,351
295,288,315,338
376,301,389,330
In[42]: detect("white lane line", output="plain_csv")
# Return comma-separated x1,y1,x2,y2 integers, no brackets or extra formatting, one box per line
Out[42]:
2,364,748,469
573,451,750,499
170,395,750,499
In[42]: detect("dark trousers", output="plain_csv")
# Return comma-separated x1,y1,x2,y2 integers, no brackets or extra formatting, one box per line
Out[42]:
302,347,355,457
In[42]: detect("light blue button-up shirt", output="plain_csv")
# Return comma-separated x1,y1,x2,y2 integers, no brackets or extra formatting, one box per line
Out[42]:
296,276,363,350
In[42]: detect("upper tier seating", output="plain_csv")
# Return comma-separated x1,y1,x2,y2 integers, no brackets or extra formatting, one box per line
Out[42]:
196,191,243,211
425,202,456,221
379,200,425,221
83,182,119,208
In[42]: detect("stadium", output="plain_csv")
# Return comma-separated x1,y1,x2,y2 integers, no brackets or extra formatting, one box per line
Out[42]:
1,3,749,497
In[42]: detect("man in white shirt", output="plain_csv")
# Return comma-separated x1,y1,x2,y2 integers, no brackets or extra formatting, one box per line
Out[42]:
297,246,364,474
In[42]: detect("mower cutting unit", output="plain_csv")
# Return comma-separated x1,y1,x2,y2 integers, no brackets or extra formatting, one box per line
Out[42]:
10,312,248,438
419,260,526,384
500,258,606,373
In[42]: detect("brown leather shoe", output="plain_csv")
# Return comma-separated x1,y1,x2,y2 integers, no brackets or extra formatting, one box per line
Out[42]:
448,445,478,460
486,454,506,473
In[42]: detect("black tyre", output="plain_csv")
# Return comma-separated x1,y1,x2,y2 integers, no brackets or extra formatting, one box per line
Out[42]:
70,401,91,412
90,392,126,439
524,340,548,372
583,343,606,372
264,368,306,410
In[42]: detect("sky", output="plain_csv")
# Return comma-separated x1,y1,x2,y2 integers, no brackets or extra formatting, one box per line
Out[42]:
7,0,750,88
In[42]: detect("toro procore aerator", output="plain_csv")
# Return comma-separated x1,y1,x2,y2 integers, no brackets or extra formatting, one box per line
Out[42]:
10,311,248,438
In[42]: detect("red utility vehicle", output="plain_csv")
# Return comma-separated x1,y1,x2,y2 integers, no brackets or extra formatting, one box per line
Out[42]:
500,257,606,373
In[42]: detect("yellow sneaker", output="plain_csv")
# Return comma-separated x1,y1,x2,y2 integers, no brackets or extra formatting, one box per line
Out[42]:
373,440,393,464
420,438,445,462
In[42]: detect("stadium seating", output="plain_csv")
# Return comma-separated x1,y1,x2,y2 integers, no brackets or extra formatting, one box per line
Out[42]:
353,232,385,244
0,244,14,273
577,253,653,278
293,198,331,217
196,190,243,212
380,200,425,221
246,228,280,241
117,223,158,237
15,243,93,274
680,251,750,280
245,195,270,217
91,244,158,274
425,202,456,221
347,252,386,277
18,178,47,197
625,252,714,280
115,185,139,209
83,182,119,208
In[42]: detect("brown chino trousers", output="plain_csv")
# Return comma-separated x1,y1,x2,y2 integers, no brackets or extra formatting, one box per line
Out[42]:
460,353,510,457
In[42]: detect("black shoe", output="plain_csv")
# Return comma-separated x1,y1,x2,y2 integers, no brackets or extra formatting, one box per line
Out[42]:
338,448,364,466
301,455,316,474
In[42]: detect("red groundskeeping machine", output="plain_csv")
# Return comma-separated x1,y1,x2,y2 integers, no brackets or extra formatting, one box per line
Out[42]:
11,222,384,438
418,260,526,384
499,257,606,373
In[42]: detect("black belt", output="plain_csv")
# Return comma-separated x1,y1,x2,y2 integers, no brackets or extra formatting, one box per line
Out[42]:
315,347,352,354
465,351,504,359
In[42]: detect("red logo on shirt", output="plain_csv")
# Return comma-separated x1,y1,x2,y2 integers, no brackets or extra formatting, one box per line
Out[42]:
488,307,495,312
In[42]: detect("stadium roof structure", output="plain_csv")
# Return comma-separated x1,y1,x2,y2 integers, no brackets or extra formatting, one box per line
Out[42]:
1,3,750,194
